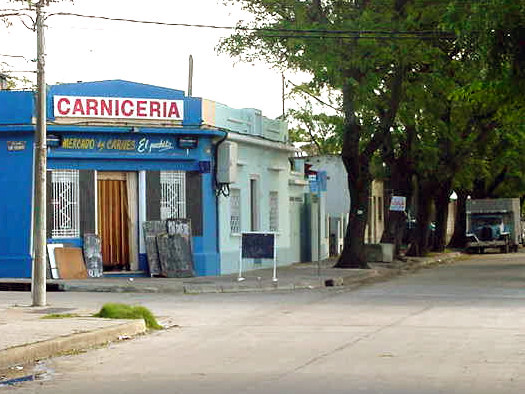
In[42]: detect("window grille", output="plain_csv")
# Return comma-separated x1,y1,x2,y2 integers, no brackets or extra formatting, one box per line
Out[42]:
51,169,80,238
160,171,186,220
269,191,279,232
230,188,241,234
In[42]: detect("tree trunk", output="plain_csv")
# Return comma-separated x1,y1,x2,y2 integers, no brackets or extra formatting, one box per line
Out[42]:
406,179,433,257
380,161,413,257
380,123,415,258
336,64,404,268
448,189,469,248
432,180,452,252
336,173,370,268
334,79,370,269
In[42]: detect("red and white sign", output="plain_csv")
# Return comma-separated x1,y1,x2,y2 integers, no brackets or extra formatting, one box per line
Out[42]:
53,96,184,121
389,196,406,212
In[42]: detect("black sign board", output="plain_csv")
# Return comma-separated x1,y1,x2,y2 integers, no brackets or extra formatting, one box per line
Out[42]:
241,233,275,259
143,219,194,278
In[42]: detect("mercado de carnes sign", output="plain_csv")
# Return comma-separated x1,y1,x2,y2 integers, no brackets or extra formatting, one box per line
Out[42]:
53,95,184,121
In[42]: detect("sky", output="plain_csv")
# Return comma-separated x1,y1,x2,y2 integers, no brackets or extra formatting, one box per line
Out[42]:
1,0,288,119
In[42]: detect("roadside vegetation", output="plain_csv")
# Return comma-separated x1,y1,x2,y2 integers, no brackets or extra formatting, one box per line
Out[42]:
94,303,163,330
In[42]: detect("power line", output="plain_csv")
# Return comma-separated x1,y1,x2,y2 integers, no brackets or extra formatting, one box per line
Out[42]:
0,70,36,73
0,53,31,60
48,12,454,40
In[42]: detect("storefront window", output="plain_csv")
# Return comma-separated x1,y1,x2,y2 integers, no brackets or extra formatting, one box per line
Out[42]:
160,171,186,220
269,191,279,232
51,169,80,238
230,188,241,234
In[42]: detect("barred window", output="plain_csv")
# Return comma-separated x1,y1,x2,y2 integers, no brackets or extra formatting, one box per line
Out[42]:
51,169,80,238
230,188,241,234
160,171,186,220
269,191,279,232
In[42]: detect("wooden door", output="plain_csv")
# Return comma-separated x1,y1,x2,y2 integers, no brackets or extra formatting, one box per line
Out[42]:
97,173,130,269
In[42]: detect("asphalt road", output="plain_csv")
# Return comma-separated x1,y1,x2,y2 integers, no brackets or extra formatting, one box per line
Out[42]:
5,251,525,393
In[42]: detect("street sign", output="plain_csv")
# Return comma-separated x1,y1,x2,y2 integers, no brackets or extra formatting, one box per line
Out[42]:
389,196,406,211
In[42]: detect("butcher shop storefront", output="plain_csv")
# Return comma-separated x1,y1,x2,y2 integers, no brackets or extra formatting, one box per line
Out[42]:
0,80,222,278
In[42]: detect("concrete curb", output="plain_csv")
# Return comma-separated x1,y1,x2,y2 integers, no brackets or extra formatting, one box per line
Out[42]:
0,319,146,370
0,253,465,296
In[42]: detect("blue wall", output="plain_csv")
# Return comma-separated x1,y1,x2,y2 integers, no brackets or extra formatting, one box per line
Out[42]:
0,91,34,125
0,132,34,277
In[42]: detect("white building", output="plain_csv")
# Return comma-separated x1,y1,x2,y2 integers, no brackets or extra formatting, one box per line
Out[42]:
202,100,312,275
304,155,386,255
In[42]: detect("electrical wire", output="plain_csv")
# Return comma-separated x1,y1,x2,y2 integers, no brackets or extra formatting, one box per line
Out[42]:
47,12,455,40
0,53,28,58
0,70,36,73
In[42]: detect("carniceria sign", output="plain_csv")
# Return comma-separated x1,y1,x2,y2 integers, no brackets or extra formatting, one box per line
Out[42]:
53,96,184,121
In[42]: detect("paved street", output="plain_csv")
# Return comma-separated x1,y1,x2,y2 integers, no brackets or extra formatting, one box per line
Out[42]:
4,251,525,393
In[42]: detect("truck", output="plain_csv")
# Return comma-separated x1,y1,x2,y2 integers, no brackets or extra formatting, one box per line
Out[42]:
466,198,523,254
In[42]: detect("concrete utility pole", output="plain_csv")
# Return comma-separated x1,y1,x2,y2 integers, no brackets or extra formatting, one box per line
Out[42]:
32,0,47,306
188,54,193,97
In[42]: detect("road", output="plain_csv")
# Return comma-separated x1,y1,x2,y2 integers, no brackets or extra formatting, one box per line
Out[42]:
5,251,525,393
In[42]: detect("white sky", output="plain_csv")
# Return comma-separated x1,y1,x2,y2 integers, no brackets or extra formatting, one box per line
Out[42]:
1,0,289,119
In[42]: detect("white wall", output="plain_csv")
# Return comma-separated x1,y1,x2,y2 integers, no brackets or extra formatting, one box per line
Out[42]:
305,155,350,216
218,141,299,275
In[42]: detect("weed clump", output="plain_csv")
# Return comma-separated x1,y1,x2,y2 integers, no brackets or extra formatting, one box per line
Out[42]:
94,303,162,330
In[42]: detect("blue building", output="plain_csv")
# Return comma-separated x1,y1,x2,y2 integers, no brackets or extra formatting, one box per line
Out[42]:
0,80,225,277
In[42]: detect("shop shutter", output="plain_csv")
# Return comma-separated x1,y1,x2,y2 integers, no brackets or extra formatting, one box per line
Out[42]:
186,171,202,236
146,171,161,220
79,170,96,235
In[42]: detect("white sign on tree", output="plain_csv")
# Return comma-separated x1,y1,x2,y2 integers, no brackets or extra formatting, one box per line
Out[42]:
389,196,406,212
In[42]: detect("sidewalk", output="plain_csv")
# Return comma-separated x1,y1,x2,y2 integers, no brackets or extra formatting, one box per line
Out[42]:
0,303,146,374
58,251,463,294
0,252,462,376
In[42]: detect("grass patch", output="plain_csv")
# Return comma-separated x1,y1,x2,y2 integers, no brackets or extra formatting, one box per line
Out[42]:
41,313,81,319
93,303,162,330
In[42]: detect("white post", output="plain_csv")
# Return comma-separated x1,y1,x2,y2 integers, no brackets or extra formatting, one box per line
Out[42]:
272,233,278,282
237,234,245,281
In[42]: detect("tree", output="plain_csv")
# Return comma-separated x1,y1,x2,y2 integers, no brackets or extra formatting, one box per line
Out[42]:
220,0,452,268
445,0,525,247
288,101,343,155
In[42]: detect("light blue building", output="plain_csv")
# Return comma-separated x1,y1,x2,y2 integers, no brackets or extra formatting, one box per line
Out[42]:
201,100,309,274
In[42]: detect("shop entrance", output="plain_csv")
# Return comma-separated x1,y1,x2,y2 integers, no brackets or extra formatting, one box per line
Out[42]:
97,172,138,271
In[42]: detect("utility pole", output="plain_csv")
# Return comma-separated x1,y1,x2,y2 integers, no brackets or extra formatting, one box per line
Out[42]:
32,0,47,307
188,54,193,97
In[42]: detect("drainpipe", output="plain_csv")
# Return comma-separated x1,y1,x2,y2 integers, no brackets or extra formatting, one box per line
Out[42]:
212,131,228,275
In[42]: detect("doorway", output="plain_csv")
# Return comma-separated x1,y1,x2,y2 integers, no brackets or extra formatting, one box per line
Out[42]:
97,172,138,271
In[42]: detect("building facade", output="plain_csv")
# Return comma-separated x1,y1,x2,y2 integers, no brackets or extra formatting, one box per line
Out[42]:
201,100,309,274
0,80,309,278
304,155,386,255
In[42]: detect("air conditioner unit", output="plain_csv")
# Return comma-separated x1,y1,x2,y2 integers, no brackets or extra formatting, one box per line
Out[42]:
217,141,238,184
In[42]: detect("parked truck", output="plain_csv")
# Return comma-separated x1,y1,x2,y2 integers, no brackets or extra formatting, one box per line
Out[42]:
466,198,523,254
